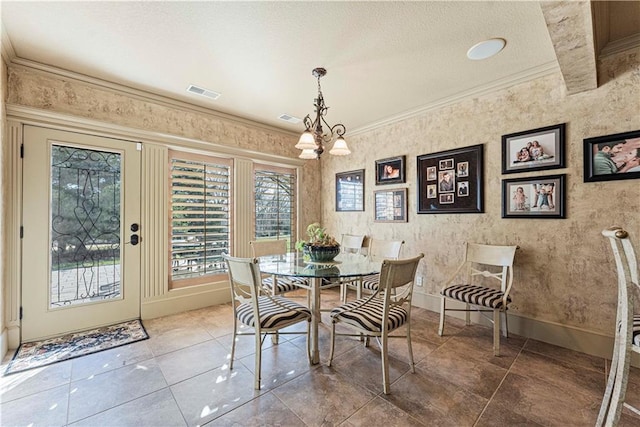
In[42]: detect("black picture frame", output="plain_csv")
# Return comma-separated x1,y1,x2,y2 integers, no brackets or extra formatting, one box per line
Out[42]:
583,129,640,182
374,188,407,222
501,174,566,219
375,156,406,185
336,169,365,212
417,144,483,214
501,123,566,174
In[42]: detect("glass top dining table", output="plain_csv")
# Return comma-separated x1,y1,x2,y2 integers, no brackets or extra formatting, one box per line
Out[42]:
258,252,381,364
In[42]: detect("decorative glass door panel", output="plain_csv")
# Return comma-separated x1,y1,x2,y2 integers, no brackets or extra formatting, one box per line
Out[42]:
22,126,141,341
50,145,123,308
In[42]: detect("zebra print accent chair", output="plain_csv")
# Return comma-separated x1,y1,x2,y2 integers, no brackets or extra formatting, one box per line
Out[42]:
438,242,518,357
250,239,308,296
328,253,424,394
223,254,311,390
596,227,639,427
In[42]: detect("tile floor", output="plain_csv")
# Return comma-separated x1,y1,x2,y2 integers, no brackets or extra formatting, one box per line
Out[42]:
2,288,640,426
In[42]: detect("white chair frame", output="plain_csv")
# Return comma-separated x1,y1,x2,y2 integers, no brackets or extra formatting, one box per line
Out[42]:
596,226,640,427
438,242,518,356
341,233,365,254
328,253,424,394
223,254,311,390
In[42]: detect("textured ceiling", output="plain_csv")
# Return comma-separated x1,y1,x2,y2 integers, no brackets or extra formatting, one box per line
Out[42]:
0,2,636,135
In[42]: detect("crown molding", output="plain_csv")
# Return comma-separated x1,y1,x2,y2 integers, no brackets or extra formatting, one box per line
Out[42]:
8,58,299,138
350,61,560,136
6,104,305,167
8,56,565,141
1,22,17,63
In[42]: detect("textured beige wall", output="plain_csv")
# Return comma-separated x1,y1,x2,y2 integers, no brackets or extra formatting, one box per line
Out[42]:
6,65,322,232
4,51,639,337
322,49,640,336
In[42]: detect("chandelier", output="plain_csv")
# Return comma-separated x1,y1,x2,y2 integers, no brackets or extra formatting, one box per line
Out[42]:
295,67,351,159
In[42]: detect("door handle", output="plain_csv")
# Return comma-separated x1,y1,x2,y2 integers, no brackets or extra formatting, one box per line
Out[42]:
129,234,140,246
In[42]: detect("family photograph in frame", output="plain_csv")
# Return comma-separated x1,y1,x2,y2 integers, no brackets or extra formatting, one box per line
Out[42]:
374,188,408,223
502,174,566,219
583,129,640,182
335,169,364,212
502,123,565,174
417,144,483,214
375,156,406,185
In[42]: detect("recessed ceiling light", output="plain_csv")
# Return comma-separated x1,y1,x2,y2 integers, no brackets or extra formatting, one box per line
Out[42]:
187,84,221,100
467,38,506,60
278,114,302,124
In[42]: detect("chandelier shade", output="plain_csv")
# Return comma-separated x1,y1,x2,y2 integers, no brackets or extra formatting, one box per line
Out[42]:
299,149,317,159
297,67,350,159
329,137,350,156
295,131,316,150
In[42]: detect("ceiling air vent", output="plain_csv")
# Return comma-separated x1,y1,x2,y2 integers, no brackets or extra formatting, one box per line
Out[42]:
187,84,221,100
278,114,301,124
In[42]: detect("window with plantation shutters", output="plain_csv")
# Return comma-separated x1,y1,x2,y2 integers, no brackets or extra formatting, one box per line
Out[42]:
169,152,232,288
254,166,297,250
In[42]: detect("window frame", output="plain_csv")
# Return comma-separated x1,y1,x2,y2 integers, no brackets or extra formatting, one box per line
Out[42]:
168,150,234,289
253,163,298,251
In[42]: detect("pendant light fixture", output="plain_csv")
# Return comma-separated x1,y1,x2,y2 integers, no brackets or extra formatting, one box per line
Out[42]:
295,67,350,159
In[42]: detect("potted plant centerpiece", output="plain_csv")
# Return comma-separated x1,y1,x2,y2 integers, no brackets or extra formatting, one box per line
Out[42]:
295,223,341,262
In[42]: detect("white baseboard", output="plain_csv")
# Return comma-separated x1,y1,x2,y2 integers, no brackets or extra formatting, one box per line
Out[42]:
412,292,633,364
0,328,8,361
2,323,21,355
141,285,231,320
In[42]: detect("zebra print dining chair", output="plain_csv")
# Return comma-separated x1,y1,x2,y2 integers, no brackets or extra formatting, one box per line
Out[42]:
328,253,424,394
341,238,404,303
249,239,308,296
223,254,311,390
438,242,518,356
596,226,639,426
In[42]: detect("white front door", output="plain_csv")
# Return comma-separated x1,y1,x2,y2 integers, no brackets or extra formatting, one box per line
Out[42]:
21,126,141,341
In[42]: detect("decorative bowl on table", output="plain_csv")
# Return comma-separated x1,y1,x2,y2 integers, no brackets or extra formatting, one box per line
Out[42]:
304,244,341,263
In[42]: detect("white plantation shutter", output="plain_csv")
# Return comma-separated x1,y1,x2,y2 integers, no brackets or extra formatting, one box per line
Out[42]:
170,152,232,288
254,166,297,250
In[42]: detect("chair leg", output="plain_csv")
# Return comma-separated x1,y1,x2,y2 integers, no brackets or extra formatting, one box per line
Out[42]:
598,318,632,426
381,331,390,394
255,332,262,390
271,332,279,344
465,303,471,326
328,322,336,367
598,342,620,426
230,317,237,370
438,297,446,336
306,320,312,364
406,324,415,373
502,310,509,338
493,309,500,357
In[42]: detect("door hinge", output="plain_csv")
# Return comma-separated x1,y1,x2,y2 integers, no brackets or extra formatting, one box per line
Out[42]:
20,144,24,158
19,306,23,320
20,226,24,238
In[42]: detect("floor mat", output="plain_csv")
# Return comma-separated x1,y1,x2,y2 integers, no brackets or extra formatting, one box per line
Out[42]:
4,319,148,375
